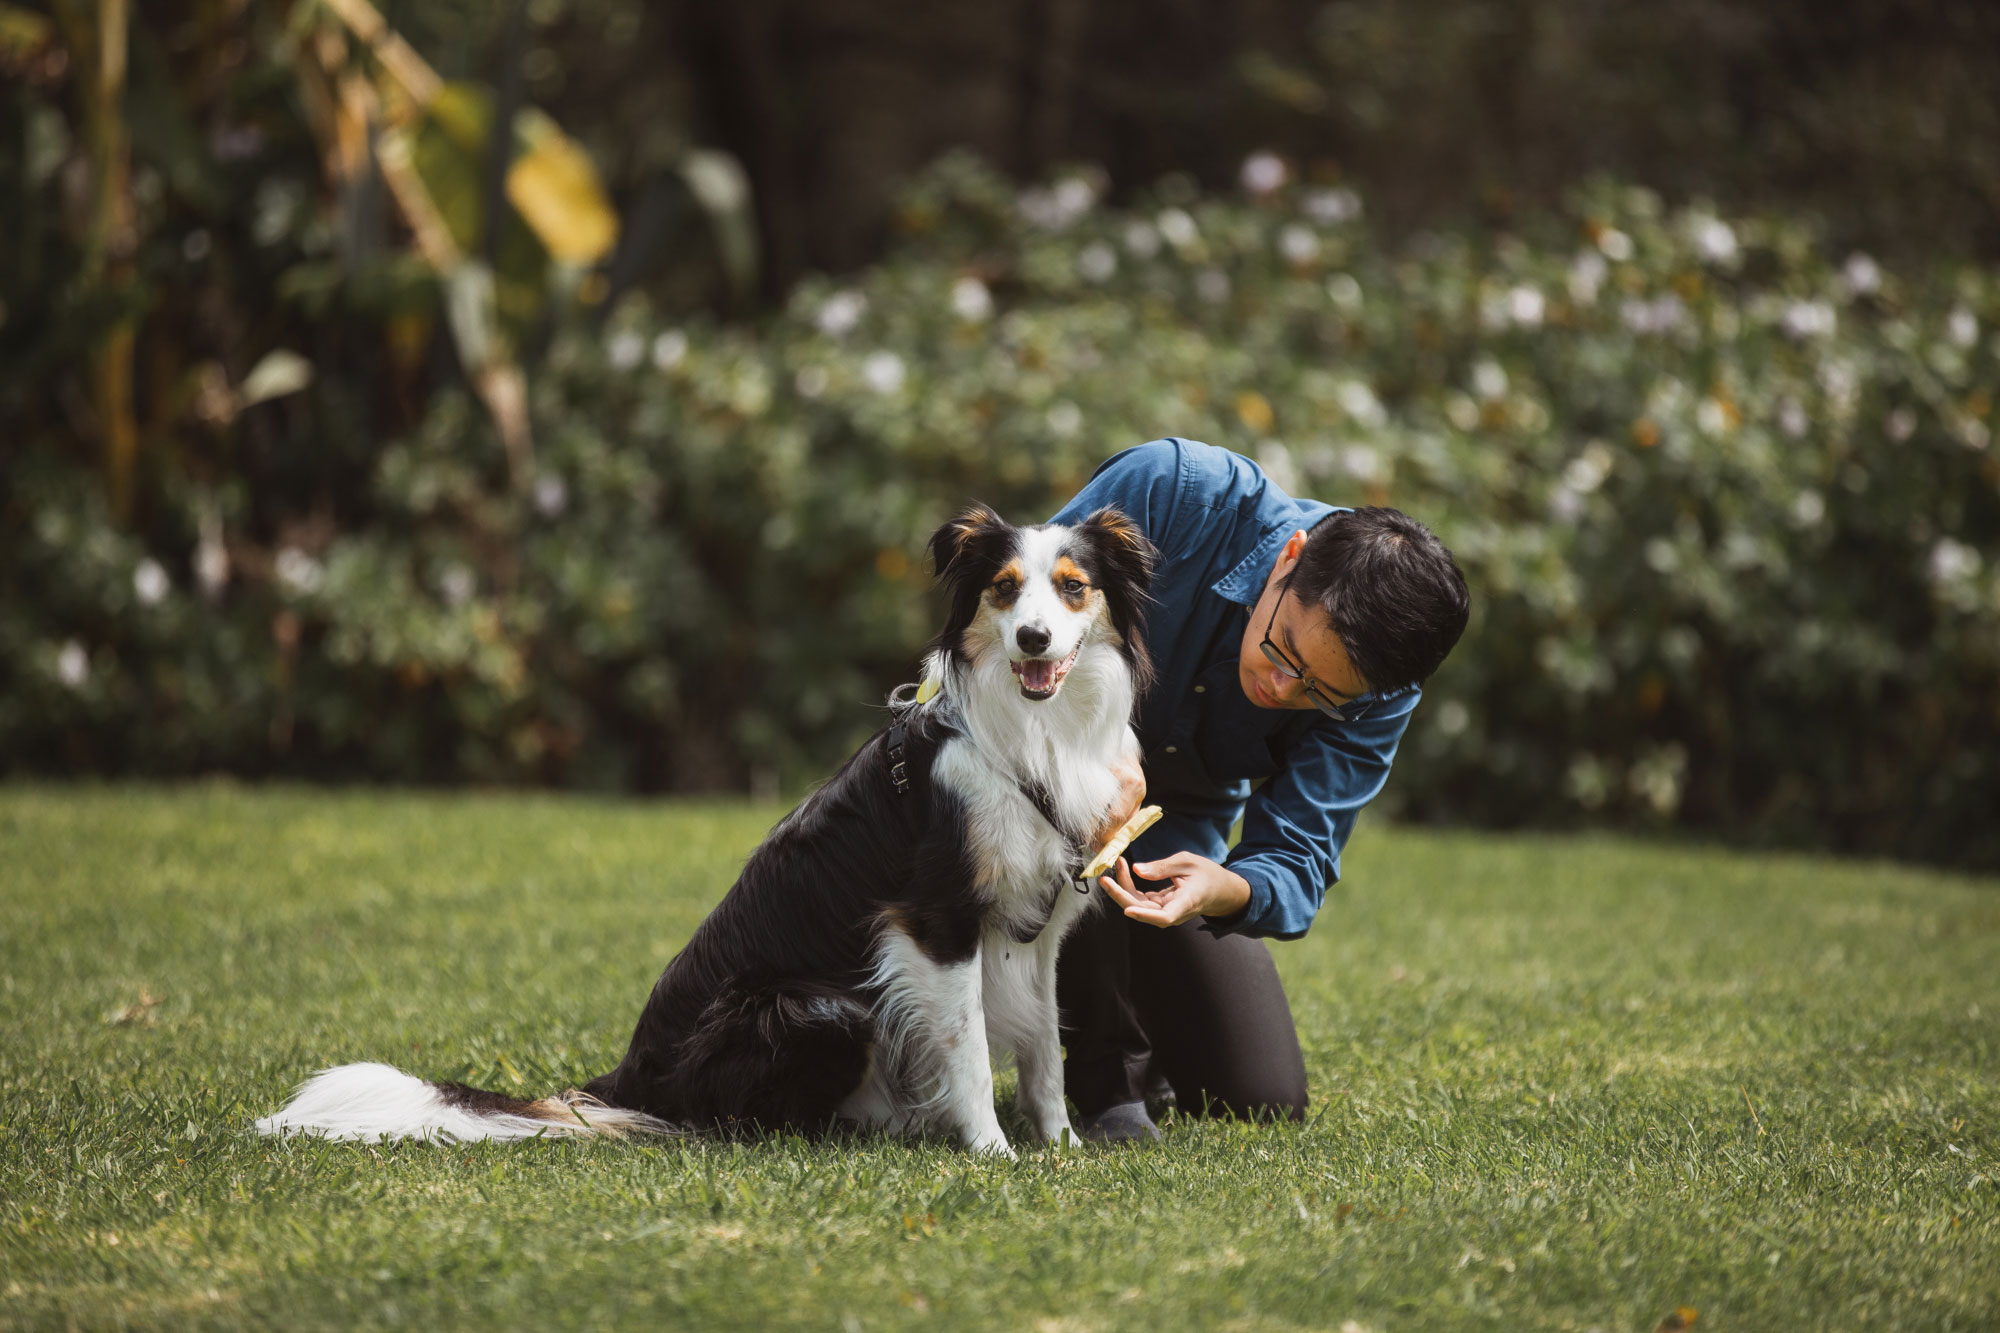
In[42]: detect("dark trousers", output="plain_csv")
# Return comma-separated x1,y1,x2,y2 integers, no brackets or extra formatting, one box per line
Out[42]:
1055,899,1309,1121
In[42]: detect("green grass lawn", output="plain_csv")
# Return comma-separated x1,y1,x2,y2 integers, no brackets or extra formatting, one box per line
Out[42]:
1,784,1994,1331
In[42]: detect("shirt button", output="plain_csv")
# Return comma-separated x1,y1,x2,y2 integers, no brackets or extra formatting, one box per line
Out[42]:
1193,685,1206,693
1164,746,1178,754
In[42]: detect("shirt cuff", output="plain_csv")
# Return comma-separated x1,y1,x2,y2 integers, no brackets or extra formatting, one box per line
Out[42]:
1200,864,1273,938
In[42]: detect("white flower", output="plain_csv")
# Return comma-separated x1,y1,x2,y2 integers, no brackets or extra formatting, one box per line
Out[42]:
1046,401,1083,439
1597,228,1633,261
1784,396,1816,438
1123,220,1161,259
1256,443,1299,492
1568,251,1607,304
133,558,170,607
1195,268,1231,303
1622,295,1688,335
1278,225,1320,265
1339,444,1381,480
1549,485,1584,523
1304,187,1361,226
1929,537,1982,583
1886,406,1917,442
1019,177,1097,230
1472,359,1509,400
950,277,993,322
439,564,475,607
1696,398,1729,437
1782,300,1837,339
1077,242,1118,283
1445,393,1480,431
793,365,829,399
274,546,324,596
195,530,228,598
861,351,905,395
1691,216,1738,264
1563,445,1611,492
1779,400,1810,439
533,473,567,517
1326,273,1363,313
608,330,645,370
57,640,89,689
1948,308,1979,348
1644,538,1679,573
815,290,867,337
1335,379,1386,428
1842,253,1881,296
1156,208,1199,249
1240,151,1287,195
1792,489,1825,525
1055,177,1095,217
1506,285,1545,328
651,330,688,371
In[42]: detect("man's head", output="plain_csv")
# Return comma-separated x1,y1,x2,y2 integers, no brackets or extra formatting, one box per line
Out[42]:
1236,507,1469,713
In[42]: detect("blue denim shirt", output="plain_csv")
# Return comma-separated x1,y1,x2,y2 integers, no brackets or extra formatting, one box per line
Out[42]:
1048,439,1419,940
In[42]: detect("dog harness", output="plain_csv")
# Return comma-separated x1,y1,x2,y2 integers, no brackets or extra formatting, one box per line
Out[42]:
885,681,1089,944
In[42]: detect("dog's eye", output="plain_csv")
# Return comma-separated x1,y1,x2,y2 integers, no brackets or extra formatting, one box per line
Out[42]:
993,578,1018,596
1062,579,1086,595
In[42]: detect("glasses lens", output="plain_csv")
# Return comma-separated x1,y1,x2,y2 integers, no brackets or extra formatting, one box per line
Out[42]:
1260,640,1303,679
1304,686,1347,721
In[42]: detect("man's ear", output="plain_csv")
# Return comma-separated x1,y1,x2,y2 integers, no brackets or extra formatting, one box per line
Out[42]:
927,504,1006,582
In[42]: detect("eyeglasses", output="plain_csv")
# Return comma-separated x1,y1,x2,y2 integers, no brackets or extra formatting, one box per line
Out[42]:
1259,581,1371,722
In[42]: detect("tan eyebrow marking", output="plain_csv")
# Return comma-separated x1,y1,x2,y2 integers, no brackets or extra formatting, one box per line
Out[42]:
1051,556,1093,609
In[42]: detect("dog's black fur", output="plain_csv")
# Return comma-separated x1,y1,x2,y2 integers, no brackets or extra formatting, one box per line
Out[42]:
256,504,1156,1147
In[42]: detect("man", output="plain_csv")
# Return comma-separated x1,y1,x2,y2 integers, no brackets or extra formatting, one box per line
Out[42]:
1048,438,1469,1141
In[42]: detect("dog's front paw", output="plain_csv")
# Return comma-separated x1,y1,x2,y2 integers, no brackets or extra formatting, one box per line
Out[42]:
966,1129,1017,1159
1040,1119,1081,1149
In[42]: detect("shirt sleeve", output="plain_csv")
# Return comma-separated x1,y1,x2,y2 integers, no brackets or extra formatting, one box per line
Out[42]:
1047,438,1188,554
1209,685,1420,941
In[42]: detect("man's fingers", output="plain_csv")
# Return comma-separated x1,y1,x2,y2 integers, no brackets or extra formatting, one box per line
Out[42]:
1132,853,1195,880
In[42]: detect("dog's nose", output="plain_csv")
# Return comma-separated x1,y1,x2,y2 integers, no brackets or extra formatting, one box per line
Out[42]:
1016,623,1052,655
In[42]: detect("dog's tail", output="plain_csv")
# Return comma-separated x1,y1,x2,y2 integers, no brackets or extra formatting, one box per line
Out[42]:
253,1062,675,1144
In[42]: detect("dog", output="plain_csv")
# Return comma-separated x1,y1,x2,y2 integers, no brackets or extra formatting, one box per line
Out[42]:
256,504,1155,1157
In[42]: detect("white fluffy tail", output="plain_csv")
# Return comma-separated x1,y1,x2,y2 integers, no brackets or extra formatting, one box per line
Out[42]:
254,1062,675,1144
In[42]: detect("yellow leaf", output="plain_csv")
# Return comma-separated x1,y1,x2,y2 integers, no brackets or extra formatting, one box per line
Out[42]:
1236,390,1275,434
505,109,618,266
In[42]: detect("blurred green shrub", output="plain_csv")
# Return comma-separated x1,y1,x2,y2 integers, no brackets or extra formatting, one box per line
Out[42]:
6,153,1999,866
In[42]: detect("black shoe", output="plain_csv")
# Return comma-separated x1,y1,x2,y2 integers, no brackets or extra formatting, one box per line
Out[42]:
1076,1100,1161,1143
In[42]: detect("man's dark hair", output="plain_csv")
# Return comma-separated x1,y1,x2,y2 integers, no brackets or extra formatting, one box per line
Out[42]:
1289,507,1469,695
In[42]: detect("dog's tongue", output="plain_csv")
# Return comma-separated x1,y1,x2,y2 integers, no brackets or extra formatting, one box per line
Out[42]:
1019,659,1058,693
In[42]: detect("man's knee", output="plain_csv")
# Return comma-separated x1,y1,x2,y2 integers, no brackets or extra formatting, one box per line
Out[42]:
1175,1073,1307,1123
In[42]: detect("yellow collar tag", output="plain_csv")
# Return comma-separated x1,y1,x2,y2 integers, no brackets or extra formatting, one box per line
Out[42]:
915,676,940,704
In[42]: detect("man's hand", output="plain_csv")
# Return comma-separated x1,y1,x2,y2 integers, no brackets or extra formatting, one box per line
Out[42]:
1097,853,1251,929
1091,752,1148,850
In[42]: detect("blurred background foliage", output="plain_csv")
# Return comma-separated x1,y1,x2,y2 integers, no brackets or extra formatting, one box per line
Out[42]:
2,0,1997,867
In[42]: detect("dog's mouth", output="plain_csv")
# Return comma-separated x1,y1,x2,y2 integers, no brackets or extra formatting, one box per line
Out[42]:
1010,642,1082,701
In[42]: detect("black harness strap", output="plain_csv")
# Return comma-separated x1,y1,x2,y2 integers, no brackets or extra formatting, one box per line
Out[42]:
885,717,912,797
883,688,1088,945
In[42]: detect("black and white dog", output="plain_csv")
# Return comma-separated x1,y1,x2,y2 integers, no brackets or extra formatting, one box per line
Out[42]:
256,504,1154,1157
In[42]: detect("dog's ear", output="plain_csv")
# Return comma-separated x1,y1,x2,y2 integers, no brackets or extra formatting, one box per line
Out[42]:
1075,507,1158,696
1077,507,1157,595
928,504,1007,584
926,503,1013,666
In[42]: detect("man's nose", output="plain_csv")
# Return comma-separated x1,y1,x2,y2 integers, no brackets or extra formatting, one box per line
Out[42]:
1016,623,1052,655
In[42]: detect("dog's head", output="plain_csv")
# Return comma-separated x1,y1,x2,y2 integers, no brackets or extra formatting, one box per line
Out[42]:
927,505,1155,702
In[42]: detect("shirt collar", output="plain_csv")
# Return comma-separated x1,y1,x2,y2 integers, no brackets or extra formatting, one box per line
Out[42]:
1210,524,1295,606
